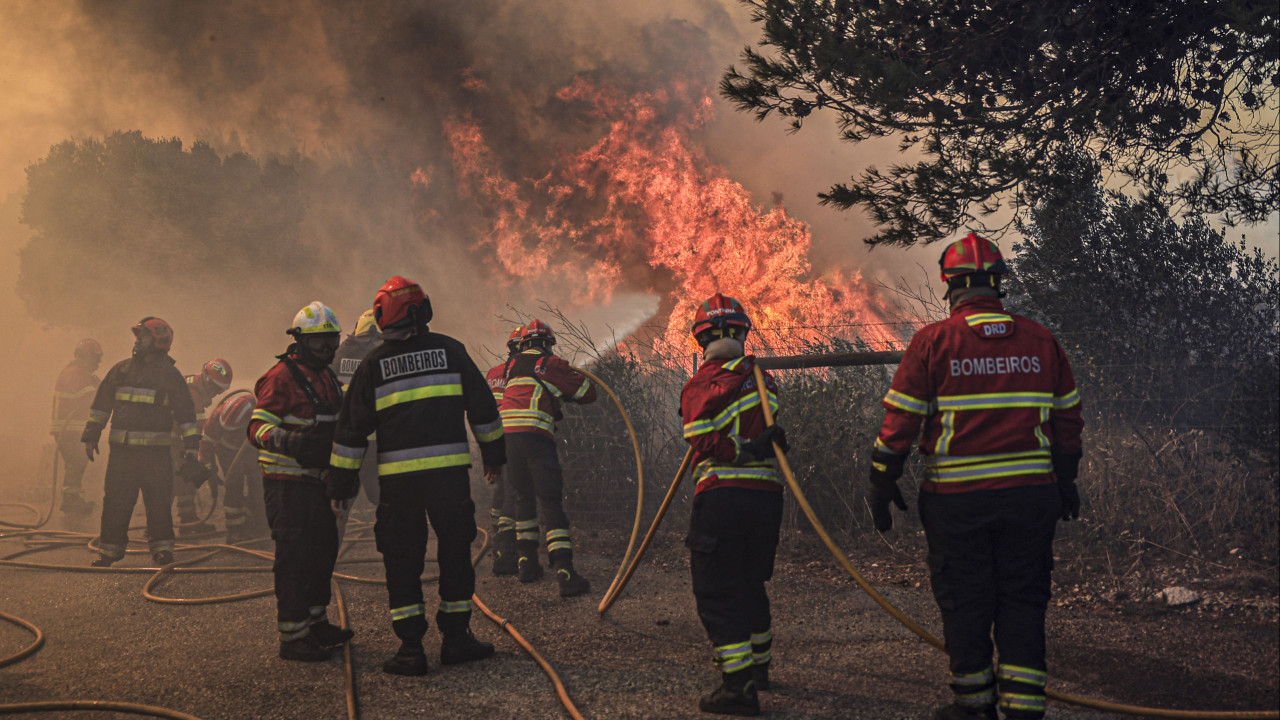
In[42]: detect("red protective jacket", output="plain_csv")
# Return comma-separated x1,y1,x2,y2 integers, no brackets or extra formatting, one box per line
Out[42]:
51,362,100,436
875,297,1084,494
485,360,511,405
499,350,596,440
680,354,782,496
248,353,343,483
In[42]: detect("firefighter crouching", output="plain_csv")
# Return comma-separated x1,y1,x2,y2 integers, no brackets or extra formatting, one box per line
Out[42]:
330,308,383,506
499,319,596,597
680,294,789,717
51,339,103,516
81,318,201,567
869,233,1084,720
201,389,267,542
173,358,233,534
248,302,353,662
484,325,522,576
326,276,505,676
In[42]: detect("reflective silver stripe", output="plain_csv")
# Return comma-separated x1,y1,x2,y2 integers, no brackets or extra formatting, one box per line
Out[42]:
928,458,1053,482
997,664,1047,687
390,604,425,621
928,450,1051,468
936,392,1053,410
950,666,995,686
438,600,471,614
378,443,470,464
331,443,366,460
375,373,462,399
471,417,504,441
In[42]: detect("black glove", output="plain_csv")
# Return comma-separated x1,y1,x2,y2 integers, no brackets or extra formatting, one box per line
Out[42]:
742,425,789,461
322,468,360,502
272,427,333,468
868,449,908,532
179,453,214,489
1058,481,1080,521
1052,452,1082,483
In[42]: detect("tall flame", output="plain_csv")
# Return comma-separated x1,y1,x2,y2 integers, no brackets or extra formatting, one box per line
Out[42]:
427,72,899,357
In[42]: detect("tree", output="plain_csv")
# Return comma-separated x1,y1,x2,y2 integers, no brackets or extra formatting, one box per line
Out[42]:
721,0,1279,246
1005,151,1279,454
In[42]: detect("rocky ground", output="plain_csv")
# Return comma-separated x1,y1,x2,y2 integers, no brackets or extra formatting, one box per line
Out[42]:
0,496,1276,720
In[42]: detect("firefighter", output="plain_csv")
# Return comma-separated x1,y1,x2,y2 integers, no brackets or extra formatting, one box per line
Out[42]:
51,339,103,516
868,233,1084,720
330,309,382,505
499,319,596,597
248,301,353,662
200,389,267,543
484,325,522,576
326,276,505,676
174,358,233,534
680,293,788,717
81,318,201,567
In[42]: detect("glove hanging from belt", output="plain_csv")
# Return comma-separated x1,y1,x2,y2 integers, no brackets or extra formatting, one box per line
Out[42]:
1053,451,1082,521
868,448,908,532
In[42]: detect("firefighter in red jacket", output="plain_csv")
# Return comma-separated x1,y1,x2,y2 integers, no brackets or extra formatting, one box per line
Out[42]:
326,276,505,676
869,233,1084,720
499,319,596,597
51,339,103,516
201,389,266,542
82,318,200,567
484,325,522,576
248,301,353,662
174,358,233,534
680,294,788,717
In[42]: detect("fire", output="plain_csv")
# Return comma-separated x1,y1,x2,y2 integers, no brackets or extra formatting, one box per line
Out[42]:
430,72,900,357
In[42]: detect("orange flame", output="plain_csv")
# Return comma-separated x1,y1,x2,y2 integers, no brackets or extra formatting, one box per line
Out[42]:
432,73,900,357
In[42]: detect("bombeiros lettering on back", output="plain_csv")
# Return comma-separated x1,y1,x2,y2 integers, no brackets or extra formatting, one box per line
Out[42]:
950,356,1042,377
380,349,448,380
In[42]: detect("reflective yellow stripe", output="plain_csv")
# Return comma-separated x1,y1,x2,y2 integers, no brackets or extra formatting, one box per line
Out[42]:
251,408,282,424
884,389,930,414
965,313,1012,326
1053,388,1081,409
936,392,1053,411
390,604,425,621
927,457,1053,482
438,600,471,614
471,418,504,442
928,449,1051,468
375,384,462,410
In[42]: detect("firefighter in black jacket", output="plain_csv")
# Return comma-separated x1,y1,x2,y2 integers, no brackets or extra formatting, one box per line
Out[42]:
81,317,200,567
327,276,506,676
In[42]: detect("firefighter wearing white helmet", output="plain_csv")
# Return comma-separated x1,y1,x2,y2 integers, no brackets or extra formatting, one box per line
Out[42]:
247,301,352,662
330,307,383,505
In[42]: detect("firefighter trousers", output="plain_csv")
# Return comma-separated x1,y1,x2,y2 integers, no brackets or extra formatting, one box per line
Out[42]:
686,487,783,672
98,445,176,557
505,433,571,545
55,433,89,497
919,484,1060,720
263,478,339,635
376,470,477,641
219,445,266,535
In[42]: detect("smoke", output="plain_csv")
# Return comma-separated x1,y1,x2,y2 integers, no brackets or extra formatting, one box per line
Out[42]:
0,0,900,483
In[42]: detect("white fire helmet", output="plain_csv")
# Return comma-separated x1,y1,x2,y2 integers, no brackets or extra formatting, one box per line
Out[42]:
289,301,341,336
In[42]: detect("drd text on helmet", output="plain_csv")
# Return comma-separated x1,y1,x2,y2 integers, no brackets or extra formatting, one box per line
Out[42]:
74,338,103,360
288,301,342,336
202,358,233,392
132,317,174,352
518,319,556,351
691,293,752,349
373,276,433,332
939,232,1008,291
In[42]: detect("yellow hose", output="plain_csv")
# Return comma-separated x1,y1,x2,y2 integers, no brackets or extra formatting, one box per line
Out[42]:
597,447,693,615
749,364,1277,720
569,365,645,608
473,593,586,720
0,700,207,719
0,610,44,669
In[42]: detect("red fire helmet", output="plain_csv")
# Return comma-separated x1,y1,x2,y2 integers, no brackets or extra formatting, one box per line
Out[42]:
506,326,525,354
132,317,174,352
939,232,1009,285
74,338,103,360
519,319,556,348
691,293,752,341
202,358,233,392
374,276,433,332
215,390,256,432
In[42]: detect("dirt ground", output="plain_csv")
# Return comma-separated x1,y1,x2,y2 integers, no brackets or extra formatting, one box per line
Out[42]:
1,488,1277,720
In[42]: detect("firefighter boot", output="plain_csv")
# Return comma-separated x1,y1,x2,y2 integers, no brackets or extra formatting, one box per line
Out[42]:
549,549,590,598
491,530,518,576
59,493,96,516
280,634,331,663
516,540,543,583
382,640,429,676
932,704,999,720
309,621,355,648
440,627,495,665
699,669,760,716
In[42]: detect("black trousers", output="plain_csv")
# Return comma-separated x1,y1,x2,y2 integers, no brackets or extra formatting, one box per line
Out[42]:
919,484,1060,719
99,445,175,556
686,487,783,670
505,433,570,538
376,470,477,641
263,478,339,632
